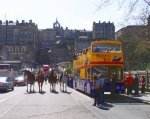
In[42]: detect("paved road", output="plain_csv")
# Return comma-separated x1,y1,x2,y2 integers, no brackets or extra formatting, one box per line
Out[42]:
0,83,150,119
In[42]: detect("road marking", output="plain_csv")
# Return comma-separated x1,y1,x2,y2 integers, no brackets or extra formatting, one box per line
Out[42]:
0,99,7,103
0,96,23,118
0,90,24,103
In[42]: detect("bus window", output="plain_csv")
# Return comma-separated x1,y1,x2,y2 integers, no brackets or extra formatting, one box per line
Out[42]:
0,64,10,71
92,66,108,79
117,67,123,81
92,44,122,53
108,66,123,81
74,69,80,78
87,67,91,79
0,64,13,77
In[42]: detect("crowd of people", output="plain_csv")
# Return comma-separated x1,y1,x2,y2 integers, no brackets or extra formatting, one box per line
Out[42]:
73,48,88,60
123,72,146,96
92,71,146,107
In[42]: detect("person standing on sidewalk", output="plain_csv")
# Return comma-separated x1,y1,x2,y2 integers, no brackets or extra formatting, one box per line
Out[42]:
92,73,100,106
110,73,116,95
123,72,135,95
140,76,146,93
133,74,139,96
98,73,105,105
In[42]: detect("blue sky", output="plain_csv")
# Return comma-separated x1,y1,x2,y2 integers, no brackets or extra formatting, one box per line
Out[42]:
0,0,131,31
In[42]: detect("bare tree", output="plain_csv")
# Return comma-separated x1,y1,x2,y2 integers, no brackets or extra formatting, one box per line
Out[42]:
98,0,150,24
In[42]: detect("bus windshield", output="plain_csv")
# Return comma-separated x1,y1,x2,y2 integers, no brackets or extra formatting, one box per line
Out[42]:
92,44,122,53
0,64,12,77
92,66,123,81
0,64,10,71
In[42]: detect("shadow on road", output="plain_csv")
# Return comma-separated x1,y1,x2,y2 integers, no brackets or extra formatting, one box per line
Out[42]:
65,91,72,94
98,102,114,110
0,90,14,93
39,91,46,94
24,90,37,94
61,91,72,94
0,90,7,93
76,89,144,105
50,90,59,94
104,94,144,104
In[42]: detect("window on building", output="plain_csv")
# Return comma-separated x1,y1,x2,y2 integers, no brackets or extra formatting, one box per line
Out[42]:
22,46,26,52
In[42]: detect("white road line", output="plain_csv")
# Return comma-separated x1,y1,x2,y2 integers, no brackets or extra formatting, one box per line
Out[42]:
0,90,24,103
0,99,6,103
0,96,23,118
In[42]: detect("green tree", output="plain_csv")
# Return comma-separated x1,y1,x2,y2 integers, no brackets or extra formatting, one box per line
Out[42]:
118,34,150,70
134,40,150,63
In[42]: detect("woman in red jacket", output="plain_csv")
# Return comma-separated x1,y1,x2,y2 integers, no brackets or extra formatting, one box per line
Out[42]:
124,73,135,95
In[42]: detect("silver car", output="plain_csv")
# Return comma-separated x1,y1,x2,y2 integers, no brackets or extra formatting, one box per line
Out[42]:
14,75,26,86
0,77,14,92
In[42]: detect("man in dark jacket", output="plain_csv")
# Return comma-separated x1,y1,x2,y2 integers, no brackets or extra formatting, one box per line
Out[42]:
92,73,100,106
98,74,105,105
134,74,139,96
110,73,116,95
140,76,146,93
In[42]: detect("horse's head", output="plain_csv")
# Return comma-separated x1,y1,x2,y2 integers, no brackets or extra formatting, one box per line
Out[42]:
23,69,32,75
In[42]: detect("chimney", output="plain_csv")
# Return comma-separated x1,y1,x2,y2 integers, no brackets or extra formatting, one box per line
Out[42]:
16,20,19,25
22,20,25,23
29,20,32,23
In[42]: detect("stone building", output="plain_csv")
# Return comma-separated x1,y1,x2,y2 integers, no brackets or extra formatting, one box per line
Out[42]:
37,19,65,65
38,28,57,64
37,19,93,65
115,25,147,41
0,19,115,66
74,29,92,52
0,20,38,68
115,15,150,41
92,21,115,40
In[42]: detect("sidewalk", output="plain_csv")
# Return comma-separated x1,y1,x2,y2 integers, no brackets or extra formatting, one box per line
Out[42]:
122,92,150,104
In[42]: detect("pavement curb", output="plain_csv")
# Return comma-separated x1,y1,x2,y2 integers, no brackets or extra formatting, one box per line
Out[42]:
68,87,93,102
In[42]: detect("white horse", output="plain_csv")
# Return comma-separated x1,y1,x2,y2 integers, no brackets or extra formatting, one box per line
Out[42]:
60,71,68,92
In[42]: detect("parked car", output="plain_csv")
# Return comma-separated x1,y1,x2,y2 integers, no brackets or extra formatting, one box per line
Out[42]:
0,77,14,92
14,75,26,86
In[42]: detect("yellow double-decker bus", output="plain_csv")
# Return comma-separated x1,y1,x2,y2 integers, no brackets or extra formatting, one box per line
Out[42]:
72,40,125,94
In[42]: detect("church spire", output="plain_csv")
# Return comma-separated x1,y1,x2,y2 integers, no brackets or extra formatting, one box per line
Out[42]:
53,18,60,28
